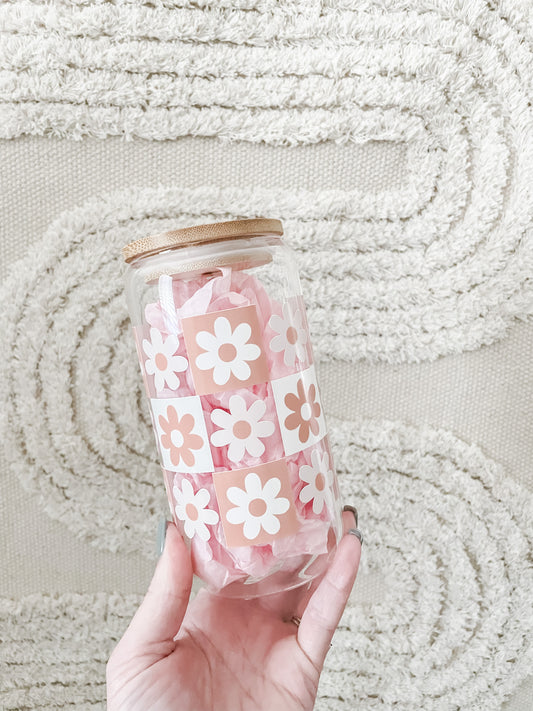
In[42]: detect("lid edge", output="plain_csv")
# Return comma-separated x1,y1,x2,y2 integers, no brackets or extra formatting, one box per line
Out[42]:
122,218,283,263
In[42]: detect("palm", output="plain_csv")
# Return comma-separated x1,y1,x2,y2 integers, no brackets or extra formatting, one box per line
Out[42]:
108,516,361,711
113,589,319,711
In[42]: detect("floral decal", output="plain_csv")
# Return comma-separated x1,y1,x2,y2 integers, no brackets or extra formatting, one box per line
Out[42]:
142,327,188,392
226,472,290,540
173,479,219,541
299,450,334,514
181,306,269,395
159,406,203,468
284,378,321,444
268,302,308,367
195,316,260,386
210,395,275,463
213,459,299,546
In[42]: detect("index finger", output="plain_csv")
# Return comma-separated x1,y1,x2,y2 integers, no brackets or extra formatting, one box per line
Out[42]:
296,509,362,669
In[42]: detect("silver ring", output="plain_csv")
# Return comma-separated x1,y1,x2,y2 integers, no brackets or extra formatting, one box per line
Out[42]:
290,615,301,628
348,528,364,545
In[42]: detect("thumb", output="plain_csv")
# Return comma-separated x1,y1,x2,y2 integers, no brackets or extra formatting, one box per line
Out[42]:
117,522,193,657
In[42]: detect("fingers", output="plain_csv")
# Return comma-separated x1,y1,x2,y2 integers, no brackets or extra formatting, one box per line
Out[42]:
296,509,362,670
114,522,193,659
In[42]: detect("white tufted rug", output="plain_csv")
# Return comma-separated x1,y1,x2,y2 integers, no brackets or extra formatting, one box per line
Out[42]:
1,2,533,364
1,418,531,710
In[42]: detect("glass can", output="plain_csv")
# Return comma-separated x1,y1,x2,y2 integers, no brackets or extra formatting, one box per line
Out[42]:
122,218,343,598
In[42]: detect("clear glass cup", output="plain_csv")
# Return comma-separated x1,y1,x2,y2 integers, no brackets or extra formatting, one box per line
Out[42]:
123,218,343,598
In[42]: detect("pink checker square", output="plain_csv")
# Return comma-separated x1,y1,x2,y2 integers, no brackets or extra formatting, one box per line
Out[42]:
181,305,269,395
213,459,300,547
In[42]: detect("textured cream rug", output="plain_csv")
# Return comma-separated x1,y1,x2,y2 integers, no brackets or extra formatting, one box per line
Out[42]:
1,0,533,709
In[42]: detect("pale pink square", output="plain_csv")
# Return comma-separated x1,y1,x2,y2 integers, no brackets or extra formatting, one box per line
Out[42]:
181,305,269,395
213,459,300,547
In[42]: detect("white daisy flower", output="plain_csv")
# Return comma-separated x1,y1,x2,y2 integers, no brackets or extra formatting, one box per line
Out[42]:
195,316,261,386
226,472,290,540
173,478,219,541
210,395,275,463
268,302,308,367
142,327,188,392
298,450,334,515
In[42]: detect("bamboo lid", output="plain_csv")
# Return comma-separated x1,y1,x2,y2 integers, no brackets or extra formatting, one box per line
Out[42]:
122,218,283,263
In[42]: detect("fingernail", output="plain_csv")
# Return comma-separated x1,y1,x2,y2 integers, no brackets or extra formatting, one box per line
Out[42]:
343,504,358,527
156,517,170,558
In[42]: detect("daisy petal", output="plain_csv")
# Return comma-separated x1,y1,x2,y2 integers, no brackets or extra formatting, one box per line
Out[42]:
255,420,275,438
211,408,234,429
213,363,231,385
299,485,314,504
195,488,210,509
196,351,217,371
261,513,281,535
175,504,186,520
184,519,196,538
227,438,246,463
150,328,164,349
262,476,281,499
163,334,179,355
312,495,325,515
180,414,195,434
187,433,204,451
228,395,247,418
239,343,261,362
310,450,322,470
244,472,263,497
171,355,188,373
269,334,286,354
196,521,211,541
283,345,296,367
211,429,233,448
196,330,219,351
232,321,252,346
154,371,165,391
299,465,314,484
268,314,286,334
202,509,220,525
285,412,302,431
243,517,261,540
181,479,194,500
227,486,248,507
142,339,155,359
181,449,196,467
213,316,232,341
173,486,185,505
227,504,248,525
230,359,251,382
165,371,180,390
247,399,266,421
270,496,290,515
245,437,265,458
284,393,301,412
144,358,156,375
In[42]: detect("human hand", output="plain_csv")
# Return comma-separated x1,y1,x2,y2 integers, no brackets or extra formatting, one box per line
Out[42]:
107,508,362,711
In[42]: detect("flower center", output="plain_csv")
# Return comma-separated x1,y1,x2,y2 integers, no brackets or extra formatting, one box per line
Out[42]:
218,342,237,363
300,402,313,421
185,502,199,521
286,326,298,345
171,429,185,448
315,473,325,491
155,352,168,371
233,420,252,440
248,497,268,518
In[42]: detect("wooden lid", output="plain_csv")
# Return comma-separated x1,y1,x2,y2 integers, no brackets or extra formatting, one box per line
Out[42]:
122,218,283,263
